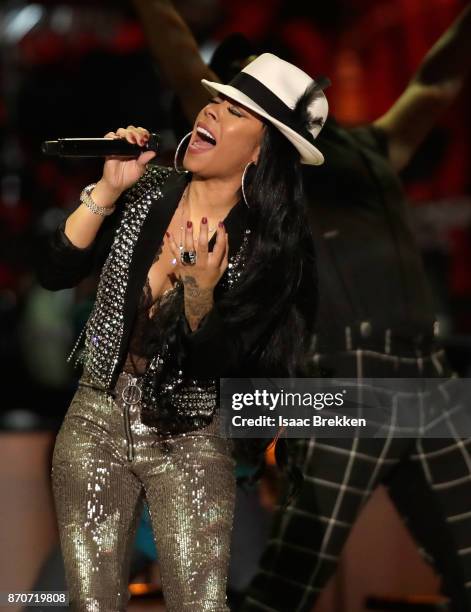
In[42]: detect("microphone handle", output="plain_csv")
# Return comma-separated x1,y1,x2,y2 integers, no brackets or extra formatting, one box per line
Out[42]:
41,133,160,158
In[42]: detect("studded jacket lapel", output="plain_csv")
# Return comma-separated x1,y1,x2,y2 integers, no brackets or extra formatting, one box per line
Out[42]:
122,169,190,357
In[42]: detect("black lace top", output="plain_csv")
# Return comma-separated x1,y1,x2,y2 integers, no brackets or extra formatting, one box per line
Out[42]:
123,247,179,376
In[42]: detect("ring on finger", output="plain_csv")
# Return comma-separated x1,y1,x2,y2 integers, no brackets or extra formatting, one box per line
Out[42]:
180,250,197,266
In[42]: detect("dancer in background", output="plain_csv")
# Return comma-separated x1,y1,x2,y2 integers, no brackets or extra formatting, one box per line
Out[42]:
131,1,471,610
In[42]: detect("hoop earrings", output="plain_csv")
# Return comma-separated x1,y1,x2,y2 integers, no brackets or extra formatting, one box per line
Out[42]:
174,131,192,174
241,162,255,208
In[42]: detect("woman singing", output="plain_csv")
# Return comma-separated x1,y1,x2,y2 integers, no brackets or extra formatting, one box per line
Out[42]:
36,53,329,611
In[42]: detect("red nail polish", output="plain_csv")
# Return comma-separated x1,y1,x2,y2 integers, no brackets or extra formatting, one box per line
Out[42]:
187,220,192,228
165,231,170,237
202,217,207,224
218,221,224,228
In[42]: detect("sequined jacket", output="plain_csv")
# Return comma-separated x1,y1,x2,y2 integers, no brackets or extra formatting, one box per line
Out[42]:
36,165,276,394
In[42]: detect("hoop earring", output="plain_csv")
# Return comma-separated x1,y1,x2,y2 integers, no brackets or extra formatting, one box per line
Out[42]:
174,132,192,174
241,162,255,208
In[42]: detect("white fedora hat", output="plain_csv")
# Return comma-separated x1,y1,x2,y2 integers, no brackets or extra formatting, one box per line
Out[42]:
201,52,330,165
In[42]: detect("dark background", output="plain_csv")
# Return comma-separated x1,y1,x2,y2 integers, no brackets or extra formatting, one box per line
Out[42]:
0,0,470,427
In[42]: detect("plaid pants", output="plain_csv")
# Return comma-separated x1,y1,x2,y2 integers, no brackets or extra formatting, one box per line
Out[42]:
240,344,471,612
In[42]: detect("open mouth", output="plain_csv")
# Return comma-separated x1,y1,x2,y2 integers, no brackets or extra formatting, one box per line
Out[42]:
189,124,217,151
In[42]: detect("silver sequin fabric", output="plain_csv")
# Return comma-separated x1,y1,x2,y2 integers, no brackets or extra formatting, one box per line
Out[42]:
222,228,251,291
51,370,236,611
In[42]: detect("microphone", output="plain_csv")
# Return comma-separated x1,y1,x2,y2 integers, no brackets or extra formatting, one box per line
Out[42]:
41,133,160,158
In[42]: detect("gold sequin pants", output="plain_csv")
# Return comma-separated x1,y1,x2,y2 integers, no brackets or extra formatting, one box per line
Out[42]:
51,370,236,612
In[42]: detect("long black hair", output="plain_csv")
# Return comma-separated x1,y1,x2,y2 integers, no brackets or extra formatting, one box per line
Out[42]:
217,121,317,377
217,81,325,379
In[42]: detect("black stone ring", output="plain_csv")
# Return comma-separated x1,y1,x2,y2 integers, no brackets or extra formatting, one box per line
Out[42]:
180,250,197,265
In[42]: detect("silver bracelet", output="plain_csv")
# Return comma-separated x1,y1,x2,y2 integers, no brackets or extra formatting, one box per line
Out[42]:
80,183,116,217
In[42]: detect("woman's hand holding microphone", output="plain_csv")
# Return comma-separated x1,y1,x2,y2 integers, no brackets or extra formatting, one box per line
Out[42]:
92,126,157,207
64,126,156,249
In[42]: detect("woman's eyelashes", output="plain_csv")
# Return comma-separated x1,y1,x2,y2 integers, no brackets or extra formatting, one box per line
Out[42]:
209,97,243,117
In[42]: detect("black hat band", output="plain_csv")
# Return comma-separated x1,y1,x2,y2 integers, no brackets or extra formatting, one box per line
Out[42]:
227,72,329,143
